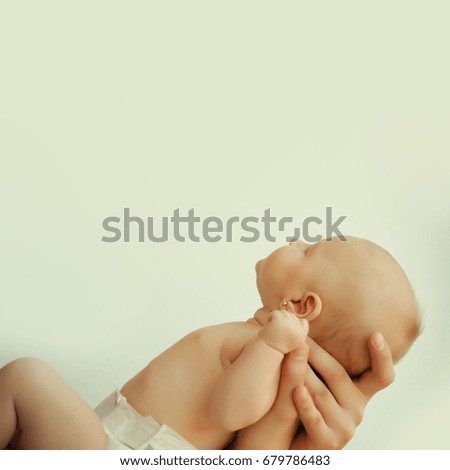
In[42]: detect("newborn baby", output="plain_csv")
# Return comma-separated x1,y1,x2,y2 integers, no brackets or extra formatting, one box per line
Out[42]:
95,236,421,450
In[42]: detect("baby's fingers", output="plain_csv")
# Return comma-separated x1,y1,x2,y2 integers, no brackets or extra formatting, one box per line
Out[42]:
298,318,309,336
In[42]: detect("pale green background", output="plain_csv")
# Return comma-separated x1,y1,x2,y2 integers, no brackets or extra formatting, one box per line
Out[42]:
1,1,449,449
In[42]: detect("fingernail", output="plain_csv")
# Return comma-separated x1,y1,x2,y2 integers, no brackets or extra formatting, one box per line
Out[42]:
373,333,385,351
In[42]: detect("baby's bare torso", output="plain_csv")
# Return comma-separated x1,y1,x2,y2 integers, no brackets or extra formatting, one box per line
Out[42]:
120,320,261,450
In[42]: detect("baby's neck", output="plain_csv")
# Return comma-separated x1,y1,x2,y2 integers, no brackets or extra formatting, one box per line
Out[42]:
247,307,271,327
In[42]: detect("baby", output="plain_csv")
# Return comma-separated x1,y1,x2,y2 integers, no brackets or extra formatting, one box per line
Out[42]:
95,236,422,450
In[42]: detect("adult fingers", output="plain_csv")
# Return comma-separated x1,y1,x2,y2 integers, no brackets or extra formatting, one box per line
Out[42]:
291,385,334,450
272,343,309,419
303,366,355,430
279,343,309,391
302,367,362,448
355,333,395,398
305,337,366,411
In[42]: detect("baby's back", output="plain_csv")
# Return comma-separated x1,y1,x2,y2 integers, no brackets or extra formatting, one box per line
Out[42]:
120,321,260,449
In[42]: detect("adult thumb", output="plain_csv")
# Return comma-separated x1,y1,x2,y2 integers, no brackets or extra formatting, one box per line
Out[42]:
280,343,309,390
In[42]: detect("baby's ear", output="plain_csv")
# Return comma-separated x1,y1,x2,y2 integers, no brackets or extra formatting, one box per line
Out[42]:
294,292,322,321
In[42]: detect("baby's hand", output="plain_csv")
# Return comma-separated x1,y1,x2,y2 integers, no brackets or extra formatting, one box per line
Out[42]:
258,310,309,354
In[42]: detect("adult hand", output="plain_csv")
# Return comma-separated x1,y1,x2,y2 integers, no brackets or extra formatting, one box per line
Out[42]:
231,332,394,450
231,342,310,450
291,333,394,450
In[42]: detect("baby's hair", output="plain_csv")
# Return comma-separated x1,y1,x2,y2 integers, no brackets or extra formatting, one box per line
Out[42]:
408,295,425,341
317,291,423,378
314,308,370,378
377,244,425,342
306,236,423,377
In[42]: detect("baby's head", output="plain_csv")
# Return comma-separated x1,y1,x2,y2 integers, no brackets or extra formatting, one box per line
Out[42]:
255,236,422,378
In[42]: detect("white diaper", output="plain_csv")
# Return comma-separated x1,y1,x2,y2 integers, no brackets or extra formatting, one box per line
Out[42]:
95,389,196,450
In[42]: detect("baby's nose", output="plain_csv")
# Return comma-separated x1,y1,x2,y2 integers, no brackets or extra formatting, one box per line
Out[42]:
289,239,306,249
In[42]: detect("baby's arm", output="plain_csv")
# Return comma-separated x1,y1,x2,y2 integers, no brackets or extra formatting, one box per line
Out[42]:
208,311,308,432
